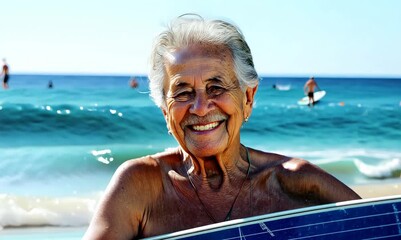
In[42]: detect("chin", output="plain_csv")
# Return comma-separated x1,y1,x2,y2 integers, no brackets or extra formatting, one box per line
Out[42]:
185,140,227,158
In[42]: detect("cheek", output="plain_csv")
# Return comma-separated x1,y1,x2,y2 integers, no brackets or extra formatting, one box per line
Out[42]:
224,92,245,135
224,91,245,116
166,100,187,132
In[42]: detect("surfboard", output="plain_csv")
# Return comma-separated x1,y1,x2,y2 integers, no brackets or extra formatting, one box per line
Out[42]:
273,84,291,91
144,195,401,240
298,90,326,105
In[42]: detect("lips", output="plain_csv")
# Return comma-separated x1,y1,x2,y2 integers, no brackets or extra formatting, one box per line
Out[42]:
181,112,227,132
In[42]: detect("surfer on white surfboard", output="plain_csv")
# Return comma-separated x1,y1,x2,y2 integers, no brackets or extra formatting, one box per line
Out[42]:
304,76,321,107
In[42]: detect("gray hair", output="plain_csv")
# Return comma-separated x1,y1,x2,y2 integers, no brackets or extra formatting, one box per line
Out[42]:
148,15,259,108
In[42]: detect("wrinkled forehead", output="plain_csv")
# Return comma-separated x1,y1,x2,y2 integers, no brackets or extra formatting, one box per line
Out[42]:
161,43,238,93
166,43,233,65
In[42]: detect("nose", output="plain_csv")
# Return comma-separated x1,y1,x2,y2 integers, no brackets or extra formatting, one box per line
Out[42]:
189,90,214,116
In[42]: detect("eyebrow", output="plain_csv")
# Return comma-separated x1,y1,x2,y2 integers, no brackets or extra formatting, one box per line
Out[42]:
170,75,225,90
204,76,225,85
173,81,192,88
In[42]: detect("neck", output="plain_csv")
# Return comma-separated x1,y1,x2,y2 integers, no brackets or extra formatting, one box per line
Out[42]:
182,144,252,222
182,143,250,189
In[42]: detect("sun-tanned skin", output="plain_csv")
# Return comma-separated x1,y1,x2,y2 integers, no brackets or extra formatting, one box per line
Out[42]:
85,147,360,239
304,77,320,106
83,22,360,240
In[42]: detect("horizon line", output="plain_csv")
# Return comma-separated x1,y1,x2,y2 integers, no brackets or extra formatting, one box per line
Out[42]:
9,72,401,79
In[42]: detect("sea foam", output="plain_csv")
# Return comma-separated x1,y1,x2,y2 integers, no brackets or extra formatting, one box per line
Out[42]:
354,158,401,179
0,194,100,229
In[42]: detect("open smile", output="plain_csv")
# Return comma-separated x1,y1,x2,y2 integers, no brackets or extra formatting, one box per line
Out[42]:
189,121,223,132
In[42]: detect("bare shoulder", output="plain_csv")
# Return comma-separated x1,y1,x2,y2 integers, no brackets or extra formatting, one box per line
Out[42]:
83,150,179,240
115,147,181,179
275,157,361,203
248,147,290,170
115,155,162,182
248,148,360,203
111,149,181,196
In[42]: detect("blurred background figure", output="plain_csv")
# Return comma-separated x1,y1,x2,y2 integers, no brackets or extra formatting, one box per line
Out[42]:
129,77,138,88
48,80,54,89
303,76,320,106
2,58,10,89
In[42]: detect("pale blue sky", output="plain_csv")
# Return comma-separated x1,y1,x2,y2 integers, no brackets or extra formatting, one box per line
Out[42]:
1,0,400,77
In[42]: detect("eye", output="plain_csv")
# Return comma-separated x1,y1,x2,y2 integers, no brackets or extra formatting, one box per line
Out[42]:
207,85,226,97
173,91,194,102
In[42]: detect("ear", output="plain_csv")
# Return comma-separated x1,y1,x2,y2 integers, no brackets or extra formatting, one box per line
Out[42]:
245,85,258,106
161,107,168,122
244,85,258,117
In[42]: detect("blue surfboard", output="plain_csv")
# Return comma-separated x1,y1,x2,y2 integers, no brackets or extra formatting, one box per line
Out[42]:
145,195,401,240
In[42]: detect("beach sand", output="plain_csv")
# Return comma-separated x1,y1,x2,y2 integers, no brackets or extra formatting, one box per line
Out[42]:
351,178,401,199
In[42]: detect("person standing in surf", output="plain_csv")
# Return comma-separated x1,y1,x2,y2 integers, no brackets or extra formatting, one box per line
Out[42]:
304,76,320,106
1,58,10,89
83,15,360,239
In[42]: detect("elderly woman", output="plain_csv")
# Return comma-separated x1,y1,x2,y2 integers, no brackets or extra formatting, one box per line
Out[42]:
84,15,360,239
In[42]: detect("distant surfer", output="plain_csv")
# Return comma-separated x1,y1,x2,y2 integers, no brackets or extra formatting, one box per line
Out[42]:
129,77,139,88
304,76,320,106
1,58,9,89
48,80,53,89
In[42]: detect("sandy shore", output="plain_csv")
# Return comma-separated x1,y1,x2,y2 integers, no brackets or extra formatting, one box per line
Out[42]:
351,178,401,199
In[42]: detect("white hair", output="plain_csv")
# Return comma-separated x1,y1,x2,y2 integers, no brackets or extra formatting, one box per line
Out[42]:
148,15,259,108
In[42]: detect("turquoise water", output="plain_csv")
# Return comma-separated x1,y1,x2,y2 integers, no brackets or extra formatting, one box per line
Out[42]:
0,74,400,229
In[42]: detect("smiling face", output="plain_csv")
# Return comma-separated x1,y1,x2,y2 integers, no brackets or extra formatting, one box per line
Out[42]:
162,43,255,157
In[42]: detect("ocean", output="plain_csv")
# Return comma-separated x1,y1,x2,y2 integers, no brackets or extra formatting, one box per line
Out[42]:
0,74,400,233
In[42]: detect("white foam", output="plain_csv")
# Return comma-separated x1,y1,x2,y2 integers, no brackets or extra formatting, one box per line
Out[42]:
91,149,114,164
262,148,401,165
275,84,291,91
354,158,401,178
0,194,100,228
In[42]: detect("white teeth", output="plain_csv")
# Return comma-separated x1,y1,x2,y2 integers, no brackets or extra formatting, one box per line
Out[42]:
192,122,219,131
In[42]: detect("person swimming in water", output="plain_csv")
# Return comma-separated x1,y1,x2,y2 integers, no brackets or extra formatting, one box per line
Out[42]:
1,59,10,89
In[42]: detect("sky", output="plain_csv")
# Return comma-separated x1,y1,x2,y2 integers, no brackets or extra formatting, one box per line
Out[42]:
1,0,401,77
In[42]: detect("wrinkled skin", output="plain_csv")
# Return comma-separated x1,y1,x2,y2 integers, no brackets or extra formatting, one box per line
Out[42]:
83,44,360,240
